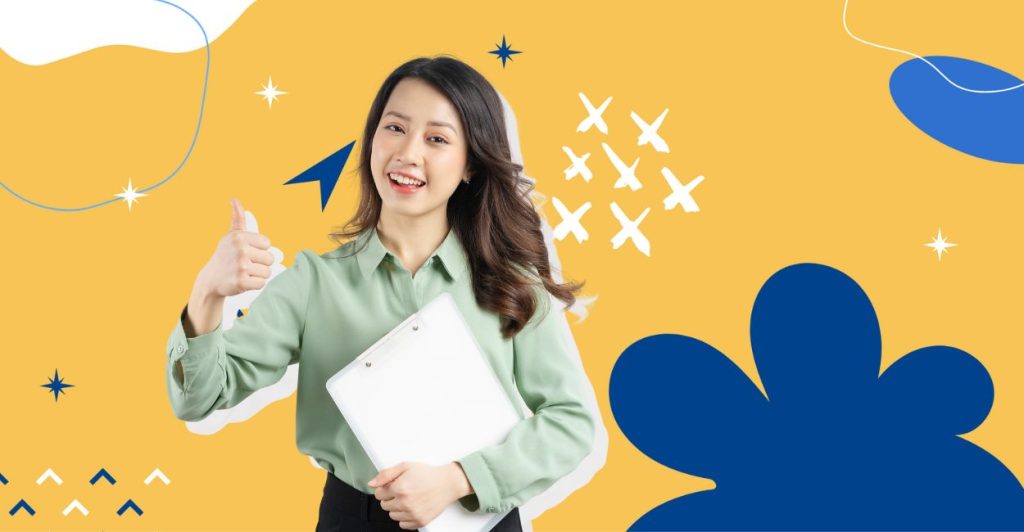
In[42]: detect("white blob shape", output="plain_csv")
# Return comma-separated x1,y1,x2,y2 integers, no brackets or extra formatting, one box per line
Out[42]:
0,0,255,66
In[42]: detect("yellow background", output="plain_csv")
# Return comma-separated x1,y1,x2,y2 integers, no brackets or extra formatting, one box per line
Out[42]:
2,1,1023,530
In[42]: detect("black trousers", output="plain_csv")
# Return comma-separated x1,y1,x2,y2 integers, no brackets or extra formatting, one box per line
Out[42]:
316,471,523,532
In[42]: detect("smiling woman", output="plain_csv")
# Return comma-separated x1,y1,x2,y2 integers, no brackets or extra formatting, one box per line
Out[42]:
334,56,583,337
167,54,597,532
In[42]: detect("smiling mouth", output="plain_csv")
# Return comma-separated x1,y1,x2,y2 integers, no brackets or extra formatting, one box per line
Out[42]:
388,172,426,187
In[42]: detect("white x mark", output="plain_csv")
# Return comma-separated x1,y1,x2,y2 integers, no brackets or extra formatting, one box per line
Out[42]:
610,202,651,256
561,146,593,182
661,168,704,213
576,92,612,134
602,142,643,191
630,108,670,153
552,197,592,243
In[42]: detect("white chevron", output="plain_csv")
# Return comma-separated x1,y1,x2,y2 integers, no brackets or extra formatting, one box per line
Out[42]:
36,467,63,486
63,499,89,516
144,467,171,485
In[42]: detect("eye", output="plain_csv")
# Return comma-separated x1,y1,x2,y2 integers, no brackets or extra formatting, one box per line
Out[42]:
384,124,404,133
429,136,450,144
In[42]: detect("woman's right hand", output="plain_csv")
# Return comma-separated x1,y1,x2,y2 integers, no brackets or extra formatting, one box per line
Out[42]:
195,198,275,298
184,198,274,337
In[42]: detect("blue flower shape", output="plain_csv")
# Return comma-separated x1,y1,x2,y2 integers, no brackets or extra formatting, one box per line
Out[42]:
610,263,1024,530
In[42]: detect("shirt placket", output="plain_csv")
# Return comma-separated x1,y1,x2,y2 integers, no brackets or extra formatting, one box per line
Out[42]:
409,257,435,309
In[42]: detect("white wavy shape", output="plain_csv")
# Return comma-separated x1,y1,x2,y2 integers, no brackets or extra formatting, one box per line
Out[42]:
0,0,255,66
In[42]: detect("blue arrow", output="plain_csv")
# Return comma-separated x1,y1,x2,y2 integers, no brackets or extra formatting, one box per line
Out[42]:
90,468,117,485
9,499,35,516
284,140,355,211
117,499,143,516
0,471,7,484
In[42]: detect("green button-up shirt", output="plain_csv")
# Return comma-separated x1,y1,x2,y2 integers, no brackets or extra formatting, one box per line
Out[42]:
165,227,596,514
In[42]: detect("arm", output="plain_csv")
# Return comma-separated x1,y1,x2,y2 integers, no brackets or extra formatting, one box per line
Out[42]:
165,251,312,422
455,288,597,513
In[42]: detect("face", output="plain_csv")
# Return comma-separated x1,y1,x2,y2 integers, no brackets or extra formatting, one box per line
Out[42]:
370,77,469,221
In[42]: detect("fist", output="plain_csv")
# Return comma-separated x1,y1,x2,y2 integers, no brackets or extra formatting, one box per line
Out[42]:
196,198,275,298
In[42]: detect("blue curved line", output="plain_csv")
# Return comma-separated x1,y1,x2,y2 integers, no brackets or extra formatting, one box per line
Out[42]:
0,0,210,212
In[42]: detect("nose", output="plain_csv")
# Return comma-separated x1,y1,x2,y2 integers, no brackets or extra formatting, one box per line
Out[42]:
395,132,424,166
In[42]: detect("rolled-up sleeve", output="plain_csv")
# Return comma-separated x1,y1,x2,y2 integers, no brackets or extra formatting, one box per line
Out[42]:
456,287,596,513
165,250,312,422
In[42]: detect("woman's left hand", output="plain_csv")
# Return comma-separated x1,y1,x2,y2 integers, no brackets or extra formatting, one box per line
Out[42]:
369,461,468,530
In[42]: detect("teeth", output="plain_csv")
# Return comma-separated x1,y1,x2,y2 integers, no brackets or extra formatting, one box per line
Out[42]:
389,173,425,186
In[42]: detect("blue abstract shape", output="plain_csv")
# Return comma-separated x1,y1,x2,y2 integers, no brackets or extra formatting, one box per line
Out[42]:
0,471,7,484
284,140,355,211
890,56,1024,163
610,263,1024,530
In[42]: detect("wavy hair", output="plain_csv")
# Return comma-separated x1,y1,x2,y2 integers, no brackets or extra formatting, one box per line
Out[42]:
329,55,582,338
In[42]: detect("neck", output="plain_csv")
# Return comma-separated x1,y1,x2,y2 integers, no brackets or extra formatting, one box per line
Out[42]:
376,208,449,277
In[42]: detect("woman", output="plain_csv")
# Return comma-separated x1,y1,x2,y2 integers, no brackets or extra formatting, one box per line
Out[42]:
166,56,596,531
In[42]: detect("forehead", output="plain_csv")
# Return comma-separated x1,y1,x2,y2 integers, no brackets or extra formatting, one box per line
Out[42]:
382,78,462,132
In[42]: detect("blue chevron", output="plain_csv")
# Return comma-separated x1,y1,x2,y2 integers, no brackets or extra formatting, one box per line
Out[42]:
9,499,35,516
0,471,8,484
117,499,143,516
89,467,117,485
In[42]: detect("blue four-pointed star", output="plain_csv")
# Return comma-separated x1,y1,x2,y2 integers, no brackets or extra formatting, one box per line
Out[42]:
489,35,522,68
41,369,74,402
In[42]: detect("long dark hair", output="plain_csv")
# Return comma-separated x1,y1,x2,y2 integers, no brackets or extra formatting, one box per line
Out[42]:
329,55,582,338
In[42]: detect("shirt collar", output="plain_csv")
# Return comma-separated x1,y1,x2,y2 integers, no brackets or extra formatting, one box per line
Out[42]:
356,226,468,282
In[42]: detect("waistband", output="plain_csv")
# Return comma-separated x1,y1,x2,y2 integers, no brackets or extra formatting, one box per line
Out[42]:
322,471,395,523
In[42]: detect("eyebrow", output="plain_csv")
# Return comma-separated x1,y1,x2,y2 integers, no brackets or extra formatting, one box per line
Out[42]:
383,111,458,136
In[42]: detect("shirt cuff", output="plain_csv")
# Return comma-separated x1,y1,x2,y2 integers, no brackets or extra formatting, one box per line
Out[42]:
167,305,223,392
456,451,502,513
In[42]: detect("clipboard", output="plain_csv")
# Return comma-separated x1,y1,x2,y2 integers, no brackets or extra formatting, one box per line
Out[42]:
325,291,522,532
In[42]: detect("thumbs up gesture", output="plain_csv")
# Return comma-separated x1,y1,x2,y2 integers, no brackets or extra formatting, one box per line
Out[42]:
195,198,275,298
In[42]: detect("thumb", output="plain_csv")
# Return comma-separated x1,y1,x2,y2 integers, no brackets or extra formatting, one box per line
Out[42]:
369,462,410,487
230,198,246,231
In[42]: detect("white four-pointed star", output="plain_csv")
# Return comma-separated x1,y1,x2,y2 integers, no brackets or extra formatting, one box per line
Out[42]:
552,197,592,243
925,228,957,260
255,76,287,108
602,142,643,191
562,146,593,182
576,92,612,134
610,201,651,256
114,178,147,212
630,108,670,153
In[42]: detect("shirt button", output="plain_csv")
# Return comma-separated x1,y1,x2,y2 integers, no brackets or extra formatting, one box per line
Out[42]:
176,345,185,354
487,506,496,512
